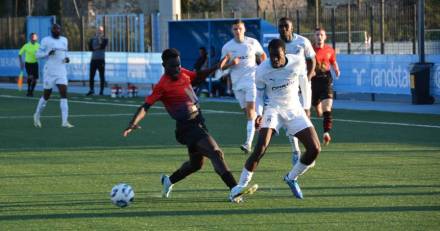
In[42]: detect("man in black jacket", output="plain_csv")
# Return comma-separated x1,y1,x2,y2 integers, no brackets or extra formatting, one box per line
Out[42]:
86,26,108,96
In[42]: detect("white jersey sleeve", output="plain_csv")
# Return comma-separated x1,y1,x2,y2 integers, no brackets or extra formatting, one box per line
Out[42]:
36,37,50,59
254,39,265,57
299,74,311,109
302,37,315,59
255,63,267,116
221,43,228,59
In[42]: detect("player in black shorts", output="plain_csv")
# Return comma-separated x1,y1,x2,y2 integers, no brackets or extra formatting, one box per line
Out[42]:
122,48,257,203
312,28,340,145
312,71,333,107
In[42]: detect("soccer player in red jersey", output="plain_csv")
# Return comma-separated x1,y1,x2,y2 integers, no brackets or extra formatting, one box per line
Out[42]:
122,48,257,203
312,27,341,145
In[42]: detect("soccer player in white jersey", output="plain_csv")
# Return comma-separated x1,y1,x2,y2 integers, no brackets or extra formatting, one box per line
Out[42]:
221,19,267,154
278,17,316,166
231,38,321,199
33,24,73,128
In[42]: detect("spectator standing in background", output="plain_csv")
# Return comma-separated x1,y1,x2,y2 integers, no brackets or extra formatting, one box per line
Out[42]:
86,26,108,96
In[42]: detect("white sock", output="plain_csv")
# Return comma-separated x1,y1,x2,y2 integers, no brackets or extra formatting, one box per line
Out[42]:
245,119,255,146
288,162,311,180
238,168,254,187
288,135,301,154
35,97,47,116
60,98,69,124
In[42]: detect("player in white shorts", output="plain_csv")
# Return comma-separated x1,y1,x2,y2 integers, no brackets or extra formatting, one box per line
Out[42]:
33,23,73,128
231,38,321,200
278,17,316,166
221,19,266,154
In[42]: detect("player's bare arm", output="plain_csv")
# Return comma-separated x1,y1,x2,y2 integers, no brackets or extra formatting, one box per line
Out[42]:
306,58,316,80
257,53,267,64
254,115,263,130
333,61,340,77
192,55,229,85
123,104,149,137
221,53,239,70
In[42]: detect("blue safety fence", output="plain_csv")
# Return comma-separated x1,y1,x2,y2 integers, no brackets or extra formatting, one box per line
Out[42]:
68,52,162,84
335,54,440,97
1,50,162,84
1,49,439,97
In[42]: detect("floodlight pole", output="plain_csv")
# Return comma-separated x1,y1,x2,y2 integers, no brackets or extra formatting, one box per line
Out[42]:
417,0,425,63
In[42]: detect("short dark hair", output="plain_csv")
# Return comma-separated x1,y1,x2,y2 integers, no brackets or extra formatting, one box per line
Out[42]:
161,48,180,63
278,17,293,24
232,19,244,26
268,38,286,52
29,32,36,38
315,27,326,32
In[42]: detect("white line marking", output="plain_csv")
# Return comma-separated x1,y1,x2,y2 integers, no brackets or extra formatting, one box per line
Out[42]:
0,113,167,119
333,118,440,129
1,94,439,129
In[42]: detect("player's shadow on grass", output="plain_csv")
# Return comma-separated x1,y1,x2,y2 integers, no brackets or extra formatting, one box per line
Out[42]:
0,205,439,221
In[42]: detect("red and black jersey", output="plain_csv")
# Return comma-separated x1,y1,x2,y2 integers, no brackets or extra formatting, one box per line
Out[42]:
314,44,336,73
145,68,201,122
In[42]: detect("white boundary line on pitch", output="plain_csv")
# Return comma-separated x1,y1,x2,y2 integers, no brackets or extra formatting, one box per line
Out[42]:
1,94,439,129
0,113,167,119
333,118,440,129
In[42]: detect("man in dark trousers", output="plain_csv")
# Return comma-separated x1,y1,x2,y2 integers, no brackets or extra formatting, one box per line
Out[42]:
86,26,108,96
122,48,258,203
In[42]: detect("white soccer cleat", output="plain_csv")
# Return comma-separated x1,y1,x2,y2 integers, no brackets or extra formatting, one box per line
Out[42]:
323,132,331,145
33,113,42,128
62,122,74,128
228,184,258,203
161,174,174,198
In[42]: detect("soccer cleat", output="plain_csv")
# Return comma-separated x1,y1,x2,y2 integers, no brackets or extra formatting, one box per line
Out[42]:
323,132,331,145
86,91,94,96
62,122,74,128
228,184,258,203
33,113,42,128
292,151,300,166
240,143,251,154
283,175,303,199
161,174,174,198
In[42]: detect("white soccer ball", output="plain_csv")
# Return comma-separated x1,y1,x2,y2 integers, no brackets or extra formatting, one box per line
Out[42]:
110,183,135,208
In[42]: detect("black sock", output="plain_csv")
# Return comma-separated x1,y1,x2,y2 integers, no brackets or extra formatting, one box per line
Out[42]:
220,171,237,189
323,111,333,133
